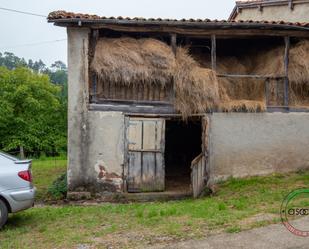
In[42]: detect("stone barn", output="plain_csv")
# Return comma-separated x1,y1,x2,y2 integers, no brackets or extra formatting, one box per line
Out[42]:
48,11,309,199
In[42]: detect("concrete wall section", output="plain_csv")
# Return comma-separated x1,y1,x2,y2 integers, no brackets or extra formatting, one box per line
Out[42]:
86,111,125,192
208,113,309,185
235,4,309,22
67,27,90,191
67,27,125,193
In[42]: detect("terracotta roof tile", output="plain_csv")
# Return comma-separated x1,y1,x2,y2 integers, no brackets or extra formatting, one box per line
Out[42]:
47,10,309,28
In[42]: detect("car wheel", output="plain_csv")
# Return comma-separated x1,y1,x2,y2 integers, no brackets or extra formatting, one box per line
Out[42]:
0,199,8,229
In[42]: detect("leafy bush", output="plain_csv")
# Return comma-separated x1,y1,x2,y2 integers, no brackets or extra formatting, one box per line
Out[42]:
47,173,67,199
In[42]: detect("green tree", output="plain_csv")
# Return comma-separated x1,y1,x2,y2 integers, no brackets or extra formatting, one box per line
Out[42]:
51,61,67,71
0,66,66,155
0,52,27,69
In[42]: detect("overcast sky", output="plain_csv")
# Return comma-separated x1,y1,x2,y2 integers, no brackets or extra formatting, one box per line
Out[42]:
0,0,235,66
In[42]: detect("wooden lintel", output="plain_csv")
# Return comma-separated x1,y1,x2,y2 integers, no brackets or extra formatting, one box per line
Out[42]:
95,98,172,106
211,34,217,71
89,103,176,114
56,22,309,38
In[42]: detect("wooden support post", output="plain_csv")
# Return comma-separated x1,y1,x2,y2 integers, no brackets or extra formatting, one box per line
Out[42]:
170,34,177,104
91,29,99,103
265,78,269,107
92,75,97,103
258,5,263,12
284,36,290,108
211,35,217,71
170,33,177,55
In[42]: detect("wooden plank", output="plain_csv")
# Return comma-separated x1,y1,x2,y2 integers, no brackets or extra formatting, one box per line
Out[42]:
127,151,142,192
155,153,165,190
89,103,176,114
202,115,210,182
143,119,164,151
191,154,203,166
265,78,269,106
56,21,309,38
91,75,97,102
284,36,290,107
217,74,285,79
123,116,130,192
191,153,206,198
95,98,172,106
156,120,164,151
143,120,157,150
141,152,156,191
90,29,99,103
211,34,217,71
134,152,166,192
128,120,143,150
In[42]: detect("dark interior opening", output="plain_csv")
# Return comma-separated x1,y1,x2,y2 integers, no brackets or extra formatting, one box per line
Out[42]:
165,118,202,192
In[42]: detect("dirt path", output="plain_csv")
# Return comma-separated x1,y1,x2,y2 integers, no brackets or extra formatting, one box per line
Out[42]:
148,216,309,249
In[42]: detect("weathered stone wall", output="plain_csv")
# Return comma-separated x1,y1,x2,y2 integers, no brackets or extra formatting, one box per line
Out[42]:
235,3,309,22
67,27,125,194
86,111,124,192
208,113,309,185
67,27,90,191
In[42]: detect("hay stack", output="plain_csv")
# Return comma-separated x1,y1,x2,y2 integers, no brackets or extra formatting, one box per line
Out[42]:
253,40,309,105
91,37,309,116
174,48,220,118
92,38,221,118
215,56,265,111
253,40,309,85
192,51,266,110
91,38,176,86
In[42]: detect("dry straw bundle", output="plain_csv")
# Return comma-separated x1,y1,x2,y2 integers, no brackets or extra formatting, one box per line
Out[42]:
253,40,309,105
174,47,220,118
91,37,176,86
91,37,309,117
91,37,221,117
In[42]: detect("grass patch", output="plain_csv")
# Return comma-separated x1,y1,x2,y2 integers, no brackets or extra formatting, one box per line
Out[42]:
226,226,241,233
1,169,308,248
31,157,67,201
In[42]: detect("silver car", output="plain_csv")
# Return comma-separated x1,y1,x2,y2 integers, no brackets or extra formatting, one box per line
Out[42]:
0,152,36,228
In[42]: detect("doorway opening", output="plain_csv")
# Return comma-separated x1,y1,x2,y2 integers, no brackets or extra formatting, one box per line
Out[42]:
165,117,202,193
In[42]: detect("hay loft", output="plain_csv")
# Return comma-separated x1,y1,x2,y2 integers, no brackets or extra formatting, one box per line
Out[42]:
91,37,309,117
91,38,176,86
91,37,221,117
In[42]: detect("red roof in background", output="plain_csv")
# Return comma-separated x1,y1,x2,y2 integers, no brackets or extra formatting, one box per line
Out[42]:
48,11,309,28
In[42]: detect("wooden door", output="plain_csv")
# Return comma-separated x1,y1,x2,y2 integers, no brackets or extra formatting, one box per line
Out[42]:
125,117,165,192
191,153,206,198
191,116,209,198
